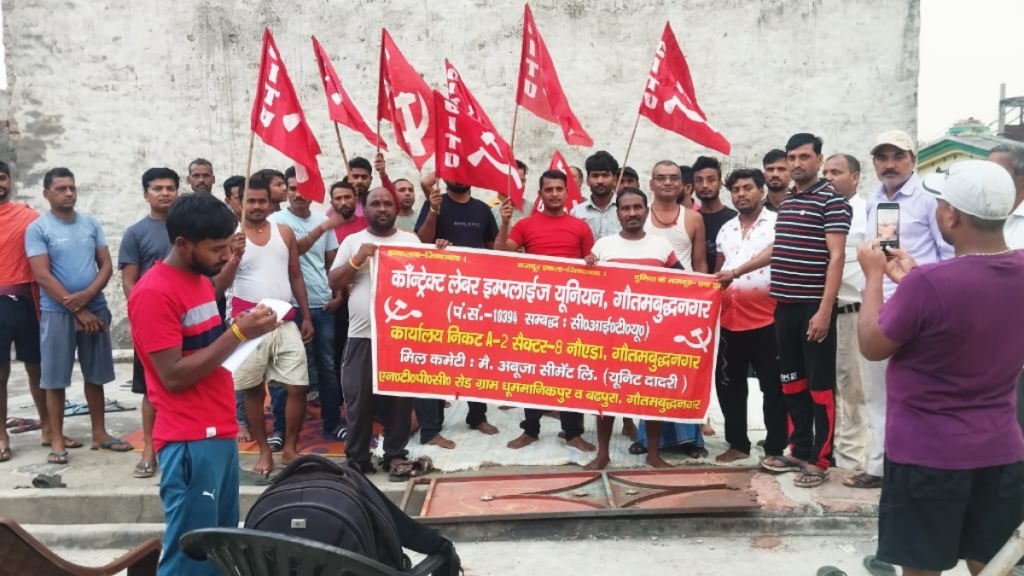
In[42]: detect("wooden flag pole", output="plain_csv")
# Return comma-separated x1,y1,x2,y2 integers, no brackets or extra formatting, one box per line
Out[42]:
504,104,521,200
333,122,351,176
375,119,382,158
615,112,642,192
242,131,256,195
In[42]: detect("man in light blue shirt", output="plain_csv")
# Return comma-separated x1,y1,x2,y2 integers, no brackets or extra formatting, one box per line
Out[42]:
571,151,621,241
25,167,130,465
269,167,343,436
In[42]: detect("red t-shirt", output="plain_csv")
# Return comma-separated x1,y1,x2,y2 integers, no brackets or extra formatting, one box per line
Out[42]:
509,212,595,258
128,262,238,452
333,216,369,245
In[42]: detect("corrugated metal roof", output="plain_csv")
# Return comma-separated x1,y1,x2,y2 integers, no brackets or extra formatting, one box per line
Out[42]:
920,133,1021,154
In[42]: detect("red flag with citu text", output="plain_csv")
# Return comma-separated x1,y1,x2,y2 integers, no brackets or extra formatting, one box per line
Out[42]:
515,4,593,148
377,29,435,170
533,150,583,214
312,36,387,151
250,29,325,202
444,60,525,208
638,23,730,155
434,89,525,204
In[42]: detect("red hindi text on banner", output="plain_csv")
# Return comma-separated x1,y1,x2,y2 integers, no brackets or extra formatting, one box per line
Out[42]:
370,245,722,423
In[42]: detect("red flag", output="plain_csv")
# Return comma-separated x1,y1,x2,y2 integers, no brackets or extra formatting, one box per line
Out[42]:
312,36,387,151
533,150,584,214
434,90,526,207
250,29,325,202
444,60,524,206
515,4,593,147
638,23,730,155
377,29,435,170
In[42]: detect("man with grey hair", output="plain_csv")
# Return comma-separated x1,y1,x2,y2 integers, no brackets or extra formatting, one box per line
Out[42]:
848,130,954,490
823,153,870,472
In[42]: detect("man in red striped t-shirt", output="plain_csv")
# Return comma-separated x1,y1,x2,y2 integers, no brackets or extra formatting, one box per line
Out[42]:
717,133,851,488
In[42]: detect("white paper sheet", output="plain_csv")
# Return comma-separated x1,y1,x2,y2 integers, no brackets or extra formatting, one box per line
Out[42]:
221,298,294,373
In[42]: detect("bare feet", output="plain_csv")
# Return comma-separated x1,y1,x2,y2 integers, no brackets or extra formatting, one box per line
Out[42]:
621,419,638,441
253,453,274,476
472,422,500,435
584,454,610,471
701,419,716,437
566,436,596,452
427,435,456,449
237,425,252,443
281,448,300,465
715,448,750,464
507,433,538,450
646,454,672,468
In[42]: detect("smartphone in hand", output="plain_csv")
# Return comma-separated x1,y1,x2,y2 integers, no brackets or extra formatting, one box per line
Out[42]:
877,202,900,249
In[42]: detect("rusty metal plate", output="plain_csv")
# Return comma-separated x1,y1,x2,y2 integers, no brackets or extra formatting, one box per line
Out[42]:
401,468,760,522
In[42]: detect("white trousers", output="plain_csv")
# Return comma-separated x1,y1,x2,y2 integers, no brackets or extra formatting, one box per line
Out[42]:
861,356,889,477
834,312,869,470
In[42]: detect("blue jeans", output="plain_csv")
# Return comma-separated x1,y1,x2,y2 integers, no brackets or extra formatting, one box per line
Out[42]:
267,308,340,436
158,439,239,576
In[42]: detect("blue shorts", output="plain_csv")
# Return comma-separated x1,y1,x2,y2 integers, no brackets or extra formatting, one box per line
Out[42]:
39,309,115,389
158,438,240,576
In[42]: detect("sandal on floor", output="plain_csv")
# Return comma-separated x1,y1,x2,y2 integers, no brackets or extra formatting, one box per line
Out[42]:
32,473,66,489
628,441,648,455
794,470,829,488
267,435,284,452
133,460,157,479
91,438,134,452
324,427,347,442
388,457,433,482
42,437,83,449
843,472,882,489
681,445,709,459
9,419,41,434
47,450,69,465
863,555,896,576
239,469,275,486
760,455,803,473
816,567,847,576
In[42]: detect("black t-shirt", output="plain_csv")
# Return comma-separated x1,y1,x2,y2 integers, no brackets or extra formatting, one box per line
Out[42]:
702,207,738,273
415,195,499,249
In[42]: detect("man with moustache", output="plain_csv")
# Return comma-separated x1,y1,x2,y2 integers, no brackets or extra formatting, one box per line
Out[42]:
119,167,180,478
0,161,49,463
678,165,698,209
850,130,953,490
270,169,344,438
327,180,368,381
645,160,707,272
222,176,244,221
214,177,312,476
128,193,279,576
187,159,215,196
571,151,621,241
27,168,130,464
762,149,790,212
823,154,870,472
713,169,787,465
584,187,681,470
695,156,738,274
415,172,500,445
394,178,418,231
498,170,596,453
329,187,425,475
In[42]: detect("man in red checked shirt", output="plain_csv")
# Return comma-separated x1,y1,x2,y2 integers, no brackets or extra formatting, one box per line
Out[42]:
496,169,596,453
128,194,277,576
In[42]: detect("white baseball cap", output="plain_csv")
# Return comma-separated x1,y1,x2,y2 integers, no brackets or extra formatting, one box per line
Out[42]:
921,160,1016,220
871,129,917,156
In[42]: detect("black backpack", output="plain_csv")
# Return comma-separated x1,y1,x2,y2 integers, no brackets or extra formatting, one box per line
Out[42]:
244,455,460,575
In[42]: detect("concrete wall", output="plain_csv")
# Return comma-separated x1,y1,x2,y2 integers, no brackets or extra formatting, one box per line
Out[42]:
0,0,920,345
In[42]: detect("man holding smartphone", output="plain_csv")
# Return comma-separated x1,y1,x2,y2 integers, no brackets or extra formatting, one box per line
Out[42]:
848,130,955,491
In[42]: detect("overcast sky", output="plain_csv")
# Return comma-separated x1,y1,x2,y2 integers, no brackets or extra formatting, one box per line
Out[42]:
919,0,1023,143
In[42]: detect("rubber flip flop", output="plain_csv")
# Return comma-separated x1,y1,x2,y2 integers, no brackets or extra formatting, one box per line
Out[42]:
239,469,274,486
863,555,896,576
629,441,648,455
760,455,804,473
267,436,284,453
46,450,69,465
91,438,134,452
817,567,848,576
104,400,136,413
794,470,829,488
64,403,90,417
32,473,66,489
9,419,41,434
133,460,157,479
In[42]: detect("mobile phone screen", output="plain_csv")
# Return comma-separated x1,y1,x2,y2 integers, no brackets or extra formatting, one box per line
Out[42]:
877,203,900,249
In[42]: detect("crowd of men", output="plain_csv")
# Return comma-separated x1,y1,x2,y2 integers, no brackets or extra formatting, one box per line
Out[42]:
2,129,1024,575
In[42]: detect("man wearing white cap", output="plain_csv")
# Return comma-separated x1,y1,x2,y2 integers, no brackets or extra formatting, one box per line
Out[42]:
846,130,954,490
856,159,1024,576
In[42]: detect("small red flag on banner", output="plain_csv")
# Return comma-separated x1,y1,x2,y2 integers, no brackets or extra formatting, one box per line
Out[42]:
434,89,525,206
444,60,525,208
312,36,387,151
638,23,730,155
377,29,435,170
249,29,325,202
515,4,593,148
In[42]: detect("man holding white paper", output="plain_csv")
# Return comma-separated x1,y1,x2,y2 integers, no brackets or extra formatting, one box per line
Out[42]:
214,176,313,476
